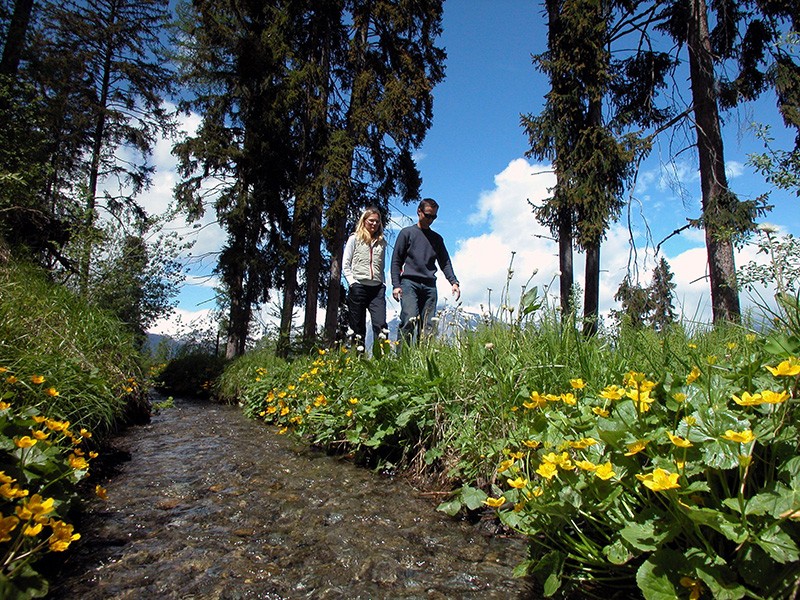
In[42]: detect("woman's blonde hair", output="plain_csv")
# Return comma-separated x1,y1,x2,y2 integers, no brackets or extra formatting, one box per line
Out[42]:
355,207,384,244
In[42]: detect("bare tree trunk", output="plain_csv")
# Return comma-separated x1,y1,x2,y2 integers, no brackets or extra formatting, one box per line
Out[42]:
277,212,301,358
323,207,348,346
583,242,599,336
0,0,35,77
558,207,574,316
687,0,741,322
303,189,323,346
80,0,119,296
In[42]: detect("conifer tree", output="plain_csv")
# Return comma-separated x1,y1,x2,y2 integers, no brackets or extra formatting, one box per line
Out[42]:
523,0,669,334
174,0,296,358
649,257,676,331
657,0,798,322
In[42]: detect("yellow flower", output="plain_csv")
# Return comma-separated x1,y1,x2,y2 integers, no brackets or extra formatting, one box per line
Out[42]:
667,432,693,448
6,375,18,384
542,452,573,469
524,391,547,409
0,515,19,542
575,460,596,471
636,468,680,492
727,342,737,351
24,522,44,536
560,392,577,406
32,430,49,440
722,430,755,444
46,419,69,432
536,462,558,480
599,385,624,401
15,494,55,523
706,355,717,365
521,439,541,449
507,451,524,460
277,427,288,435
95,485,108,501
569,378,586,390
672,392,686,403
686,366,701,384
68,454,89,470
595,462,615,480
761,390,790,404
345,410,353,417
625,440,647,456
568,437,597,449
592,406,609,417
484,496,506,508
348,397,359,404
45,387,59,397
765,359,800,377
0,401,10,410
30,375,45,384
14,436,37,448
627,388,654,413
732,391,763,406
280,406,290,416
680,576,704,600
497,459,514,473
507,476,528,489
683,416,697,426
530,487,543,497
48,520,80,552
0,367,7,373
0,483,28,500
688,343,697,349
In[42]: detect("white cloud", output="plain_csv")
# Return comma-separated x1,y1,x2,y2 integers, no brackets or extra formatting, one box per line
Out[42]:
726,160,744,179
445,157,782,327
150,307,214,337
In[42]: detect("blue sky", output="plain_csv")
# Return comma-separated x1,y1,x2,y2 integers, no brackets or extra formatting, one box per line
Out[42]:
147,1,799,336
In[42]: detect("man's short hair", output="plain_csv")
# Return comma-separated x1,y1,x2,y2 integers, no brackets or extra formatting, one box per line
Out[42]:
418,198,439,212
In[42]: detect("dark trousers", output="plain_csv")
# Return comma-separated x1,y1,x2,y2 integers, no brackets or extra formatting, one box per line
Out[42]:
347,283,387,345
398,277,437,346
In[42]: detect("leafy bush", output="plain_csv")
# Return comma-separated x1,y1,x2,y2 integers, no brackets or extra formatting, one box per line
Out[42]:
154,352,227,399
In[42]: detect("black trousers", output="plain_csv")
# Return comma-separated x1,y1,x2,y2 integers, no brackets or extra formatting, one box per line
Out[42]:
347,283,387,344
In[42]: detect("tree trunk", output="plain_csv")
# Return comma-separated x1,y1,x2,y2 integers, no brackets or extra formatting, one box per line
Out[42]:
558,206,574,316
225,266,249,359
687,0,741,322
80,0,118,296
323,207,348,346
277,211,302,358
583,241,599,336
303,189,323,346
0,0,35,77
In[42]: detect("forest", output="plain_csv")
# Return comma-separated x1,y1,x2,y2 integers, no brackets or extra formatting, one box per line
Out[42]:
1,0,798,357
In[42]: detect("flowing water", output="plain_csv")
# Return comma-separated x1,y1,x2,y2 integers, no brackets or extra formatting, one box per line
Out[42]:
48,397,537,599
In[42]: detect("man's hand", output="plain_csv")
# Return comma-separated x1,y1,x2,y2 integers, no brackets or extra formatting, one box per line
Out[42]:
392,287,402,301
452,283,461,301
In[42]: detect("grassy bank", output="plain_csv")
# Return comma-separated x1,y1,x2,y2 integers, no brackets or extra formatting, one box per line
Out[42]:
1,261,150,598
225,306,800,599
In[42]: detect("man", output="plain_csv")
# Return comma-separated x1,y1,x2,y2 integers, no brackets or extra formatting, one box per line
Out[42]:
391,198,460,346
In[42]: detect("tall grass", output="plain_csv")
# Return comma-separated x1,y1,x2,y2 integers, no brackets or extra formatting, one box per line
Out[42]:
0,261,146,433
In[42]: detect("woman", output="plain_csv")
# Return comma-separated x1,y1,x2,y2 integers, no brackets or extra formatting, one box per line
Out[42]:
342,207,388,350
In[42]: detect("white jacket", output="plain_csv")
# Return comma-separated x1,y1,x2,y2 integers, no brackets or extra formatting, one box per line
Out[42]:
343,234,386,286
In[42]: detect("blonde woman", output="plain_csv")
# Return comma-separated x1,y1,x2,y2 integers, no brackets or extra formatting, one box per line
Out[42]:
343,207,388,349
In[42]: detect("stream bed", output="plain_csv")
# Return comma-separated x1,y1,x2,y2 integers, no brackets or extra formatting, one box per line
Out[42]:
47,397,537,599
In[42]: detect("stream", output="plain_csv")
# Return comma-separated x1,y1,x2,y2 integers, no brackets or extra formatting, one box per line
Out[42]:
47,397,537,599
